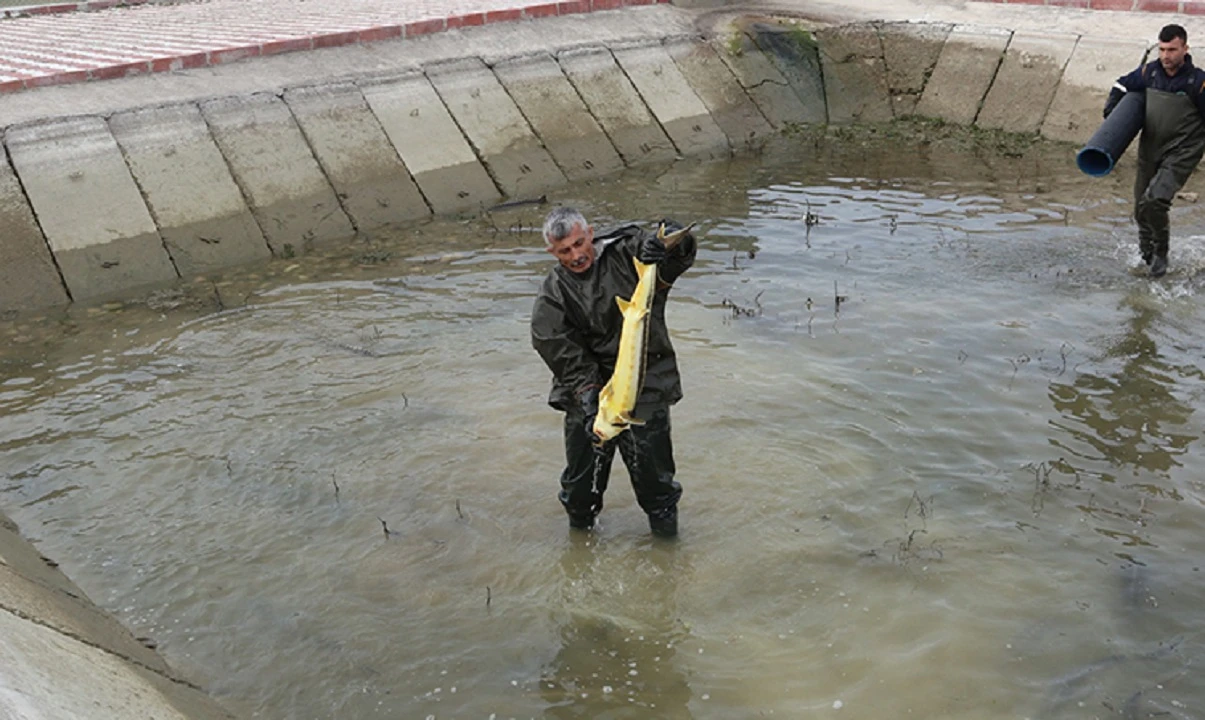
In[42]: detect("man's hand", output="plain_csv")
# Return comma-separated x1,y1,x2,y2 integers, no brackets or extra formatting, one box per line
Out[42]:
579,386,601,442
638,234,667,265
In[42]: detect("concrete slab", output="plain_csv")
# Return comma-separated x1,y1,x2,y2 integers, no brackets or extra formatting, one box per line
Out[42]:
1041,37,1149,144
285,82,431,232
612,42,729,160
665,38,774,151
0,520,77,597
711,30,816,128
557,46,678,166
359,71,500,214
914,25,1011,126
0,142,67,311
0,564,170,675
977,31,1078,134
199,93,354,256
109,103,271,277
4,117,178,302
492,53,625,182
0,612,235,720
880,21,953,117
426,57,565,200
747,21,828,124
816,22,894,124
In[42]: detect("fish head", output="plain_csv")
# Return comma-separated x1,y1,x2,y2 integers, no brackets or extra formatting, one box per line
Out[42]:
656,221,696,250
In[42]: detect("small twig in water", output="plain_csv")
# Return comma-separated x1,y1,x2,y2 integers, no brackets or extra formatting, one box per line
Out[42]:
456,499,465,521
378,517,397,539
401,393,409,410
332,473,340,505
486,586,492,609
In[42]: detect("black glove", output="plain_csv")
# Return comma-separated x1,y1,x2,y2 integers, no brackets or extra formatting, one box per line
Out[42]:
637,234,666,265
1103,88,1123,119
578,386,600,440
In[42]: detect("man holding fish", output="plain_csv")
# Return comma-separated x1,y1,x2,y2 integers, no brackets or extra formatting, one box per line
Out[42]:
531,206,697,538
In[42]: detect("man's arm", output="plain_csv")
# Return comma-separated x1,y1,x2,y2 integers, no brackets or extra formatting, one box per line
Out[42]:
655,220,697,289
531,280,602,398
1104,65,1147,118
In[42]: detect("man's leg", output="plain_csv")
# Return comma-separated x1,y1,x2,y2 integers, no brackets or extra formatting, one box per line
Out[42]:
1134,161,1158,265
559,409,614,529
615,404,682,537
1137,160,1194,277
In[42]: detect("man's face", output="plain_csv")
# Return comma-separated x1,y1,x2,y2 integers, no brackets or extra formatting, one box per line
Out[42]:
1159,36,1188,75
547,223,595,274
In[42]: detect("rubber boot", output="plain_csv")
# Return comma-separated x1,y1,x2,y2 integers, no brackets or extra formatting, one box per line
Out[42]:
1150,254,1168,278
649,506,678,538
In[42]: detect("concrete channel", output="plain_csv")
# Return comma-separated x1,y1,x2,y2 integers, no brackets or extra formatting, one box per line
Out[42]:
0,1,1166,717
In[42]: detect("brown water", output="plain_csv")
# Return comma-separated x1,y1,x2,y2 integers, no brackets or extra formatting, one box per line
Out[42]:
3,133,1204,720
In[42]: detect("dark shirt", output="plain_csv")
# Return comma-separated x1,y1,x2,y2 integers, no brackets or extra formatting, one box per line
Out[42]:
1110,55,1205,119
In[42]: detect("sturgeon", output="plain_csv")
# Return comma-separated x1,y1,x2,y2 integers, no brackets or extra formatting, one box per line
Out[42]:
591,221,693,446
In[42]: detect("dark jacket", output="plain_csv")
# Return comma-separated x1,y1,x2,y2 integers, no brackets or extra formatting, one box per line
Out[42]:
531,223,697,412
1105,56,1205,172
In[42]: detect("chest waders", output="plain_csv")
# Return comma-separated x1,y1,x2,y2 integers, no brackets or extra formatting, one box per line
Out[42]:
1134,88,1205,261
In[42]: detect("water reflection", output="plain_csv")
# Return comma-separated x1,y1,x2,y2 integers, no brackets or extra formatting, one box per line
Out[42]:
1048,299,1197,478
541,538,693,719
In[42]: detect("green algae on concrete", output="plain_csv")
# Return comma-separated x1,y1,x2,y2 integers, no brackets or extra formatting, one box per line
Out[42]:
0,142,67,310
879,21,953,117
664,38,775,151
712,27,817,128
284,82,432,231
6,116,179,303
109,103,272,277
816,22,894,125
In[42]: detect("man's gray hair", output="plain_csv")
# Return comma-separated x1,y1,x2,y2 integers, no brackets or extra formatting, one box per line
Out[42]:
542,206,588,247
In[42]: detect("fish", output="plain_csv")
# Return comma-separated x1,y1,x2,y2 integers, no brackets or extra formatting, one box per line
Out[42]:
591,221,693,446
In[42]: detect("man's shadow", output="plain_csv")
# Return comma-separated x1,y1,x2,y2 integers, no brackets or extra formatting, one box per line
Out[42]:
539,536,695,719
1047,298,1198,478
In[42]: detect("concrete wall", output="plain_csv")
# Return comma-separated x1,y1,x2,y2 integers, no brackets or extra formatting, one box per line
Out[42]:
0,511,236,720
0,22,1143,315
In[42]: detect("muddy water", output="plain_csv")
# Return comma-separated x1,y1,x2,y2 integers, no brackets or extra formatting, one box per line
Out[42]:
3,131,1204,720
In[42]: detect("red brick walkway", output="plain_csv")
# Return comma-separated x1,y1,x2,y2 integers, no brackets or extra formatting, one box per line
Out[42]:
980,0,1205,12
0,0,666,94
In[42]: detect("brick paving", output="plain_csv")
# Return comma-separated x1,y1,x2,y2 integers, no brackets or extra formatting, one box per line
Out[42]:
0,0,667,93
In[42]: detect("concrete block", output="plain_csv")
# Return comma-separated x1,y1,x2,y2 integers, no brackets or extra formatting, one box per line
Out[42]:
0,612,235,720
359,71,500,214
748,22,828,124
492,53,625,182
426,58,566,200
880,22,953,117
0,142,67,311
0,564,170,675
558,46,678,166
200,93,353,256
978,31,1078,134
5,117,178,302
109,103,270,277
711,31,817,128
915,25,1011,125
817,22,894,124
612,42,729,160
0,520,77,597
284,83,431,231
1041,38,1148,144
665,39,774,151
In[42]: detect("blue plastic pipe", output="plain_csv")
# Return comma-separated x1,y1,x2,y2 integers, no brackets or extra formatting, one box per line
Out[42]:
1076,91,1145,177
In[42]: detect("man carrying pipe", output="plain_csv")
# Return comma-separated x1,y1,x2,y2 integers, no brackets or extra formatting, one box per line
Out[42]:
1103,24,1205,278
